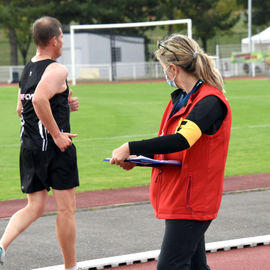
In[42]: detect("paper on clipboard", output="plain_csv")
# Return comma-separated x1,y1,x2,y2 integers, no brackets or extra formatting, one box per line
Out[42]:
103,155,182,166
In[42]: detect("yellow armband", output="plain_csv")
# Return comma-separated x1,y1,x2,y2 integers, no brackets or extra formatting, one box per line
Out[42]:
175,119,202,147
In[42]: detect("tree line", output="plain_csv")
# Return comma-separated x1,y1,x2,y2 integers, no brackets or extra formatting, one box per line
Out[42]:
0,0,269,65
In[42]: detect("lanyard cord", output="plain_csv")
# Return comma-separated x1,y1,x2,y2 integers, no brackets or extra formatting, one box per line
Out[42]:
169,80,203,119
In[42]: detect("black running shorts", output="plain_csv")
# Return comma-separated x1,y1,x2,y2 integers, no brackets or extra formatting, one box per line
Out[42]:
20,143,79,193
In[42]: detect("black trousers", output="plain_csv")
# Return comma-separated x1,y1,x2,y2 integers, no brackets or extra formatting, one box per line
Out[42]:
157,219,212,270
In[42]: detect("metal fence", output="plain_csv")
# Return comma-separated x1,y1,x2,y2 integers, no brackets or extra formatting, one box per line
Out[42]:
217,58,269,78
0,58,269,84
67,62,164,82
216,43,270,78
0,66,24,84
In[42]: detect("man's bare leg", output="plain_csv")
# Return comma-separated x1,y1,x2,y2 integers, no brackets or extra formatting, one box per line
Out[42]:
53,188,77,269
0,190,48,251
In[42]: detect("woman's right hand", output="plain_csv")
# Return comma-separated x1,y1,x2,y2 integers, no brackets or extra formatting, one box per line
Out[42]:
110,143,130,165
110,144,136,170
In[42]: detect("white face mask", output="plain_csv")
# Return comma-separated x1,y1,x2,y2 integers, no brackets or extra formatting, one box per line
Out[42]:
163,68,177,88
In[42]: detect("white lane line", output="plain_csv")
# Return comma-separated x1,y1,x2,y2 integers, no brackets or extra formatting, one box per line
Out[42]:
231,124,270,130
2,123,270,148
0,134,156,148
76,133,156,142
31,235,270,270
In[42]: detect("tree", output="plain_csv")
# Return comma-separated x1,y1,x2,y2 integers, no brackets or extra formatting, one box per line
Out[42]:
0,0,18,65
16,2,55,64
252,1,270,27
167,0,241,52
66,0,157,31
237,0,270,30
0,0,53,65
154,0,186,36
64,0,158,60
0,0,244,64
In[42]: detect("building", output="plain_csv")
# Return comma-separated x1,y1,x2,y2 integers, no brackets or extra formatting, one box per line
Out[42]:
58,32,146,81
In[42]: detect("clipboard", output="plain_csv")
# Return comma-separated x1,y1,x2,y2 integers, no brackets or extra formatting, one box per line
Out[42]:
103,155,182,166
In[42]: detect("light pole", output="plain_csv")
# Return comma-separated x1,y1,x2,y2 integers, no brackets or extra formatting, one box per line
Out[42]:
248,0,254,76
248,0,252,52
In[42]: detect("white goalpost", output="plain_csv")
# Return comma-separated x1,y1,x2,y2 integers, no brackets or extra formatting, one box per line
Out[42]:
69,19,192,85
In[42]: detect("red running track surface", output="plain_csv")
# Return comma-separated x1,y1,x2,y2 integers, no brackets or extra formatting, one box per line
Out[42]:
1,173,270,218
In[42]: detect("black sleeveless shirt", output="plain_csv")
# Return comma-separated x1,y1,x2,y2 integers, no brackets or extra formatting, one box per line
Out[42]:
19,59,70,151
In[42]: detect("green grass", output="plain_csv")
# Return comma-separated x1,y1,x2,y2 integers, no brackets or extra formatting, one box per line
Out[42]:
0,79,270,201
224,79,270,175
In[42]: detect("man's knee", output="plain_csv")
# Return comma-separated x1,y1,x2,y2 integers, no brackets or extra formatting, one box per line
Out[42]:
53,189,76,214
26,202,46,219
57,206,75,217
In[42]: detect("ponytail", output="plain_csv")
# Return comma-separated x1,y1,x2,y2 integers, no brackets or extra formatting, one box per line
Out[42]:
195,53,225,93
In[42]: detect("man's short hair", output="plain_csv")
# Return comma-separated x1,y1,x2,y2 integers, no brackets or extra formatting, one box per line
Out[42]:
32,16,62,46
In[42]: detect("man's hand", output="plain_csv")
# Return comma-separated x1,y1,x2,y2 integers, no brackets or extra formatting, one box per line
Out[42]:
53,132,77,152
68,89,79,112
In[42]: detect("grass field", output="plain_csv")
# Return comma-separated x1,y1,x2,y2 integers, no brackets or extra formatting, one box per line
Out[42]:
0,79,270,201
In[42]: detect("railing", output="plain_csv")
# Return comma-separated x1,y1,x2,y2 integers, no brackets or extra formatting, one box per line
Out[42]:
0,60,269,84
64,62,164,83
0,66,24,84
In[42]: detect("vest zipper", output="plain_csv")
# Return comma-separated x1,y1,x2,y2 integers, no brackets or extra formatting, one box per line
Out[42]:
155,169,163,215
186,176,193,212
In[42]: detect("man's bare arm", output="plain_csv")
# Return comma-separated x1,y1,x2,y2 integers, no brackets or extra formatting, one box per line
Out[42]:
32,63,77,152
16,89,22,117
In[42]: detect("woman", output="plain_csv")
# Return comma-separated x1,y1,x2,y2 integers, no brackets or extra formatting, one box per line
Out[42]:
110,34,231,270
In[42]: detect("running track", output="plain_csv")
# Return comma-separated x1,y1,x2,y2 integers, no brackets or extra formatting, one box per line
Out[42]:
28,173,270,270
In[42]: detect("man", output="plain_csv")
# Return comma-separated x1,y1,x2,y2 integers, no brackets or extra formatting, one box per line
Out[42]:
0,16,81,270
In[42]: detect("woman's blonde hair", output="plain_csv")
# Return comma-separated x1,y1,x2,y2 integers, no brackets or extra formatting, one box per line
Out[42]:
155,34,225,93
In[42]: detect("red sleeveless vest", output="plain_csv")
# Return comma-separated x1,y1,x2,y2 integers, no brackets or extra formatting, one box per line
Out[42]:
150,83,232,220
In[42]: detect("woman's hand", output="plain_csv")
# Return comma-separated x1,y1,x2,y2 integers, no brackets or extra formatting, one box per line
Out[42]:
110,143,130,165
110,143,137,170
119,155,137,171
